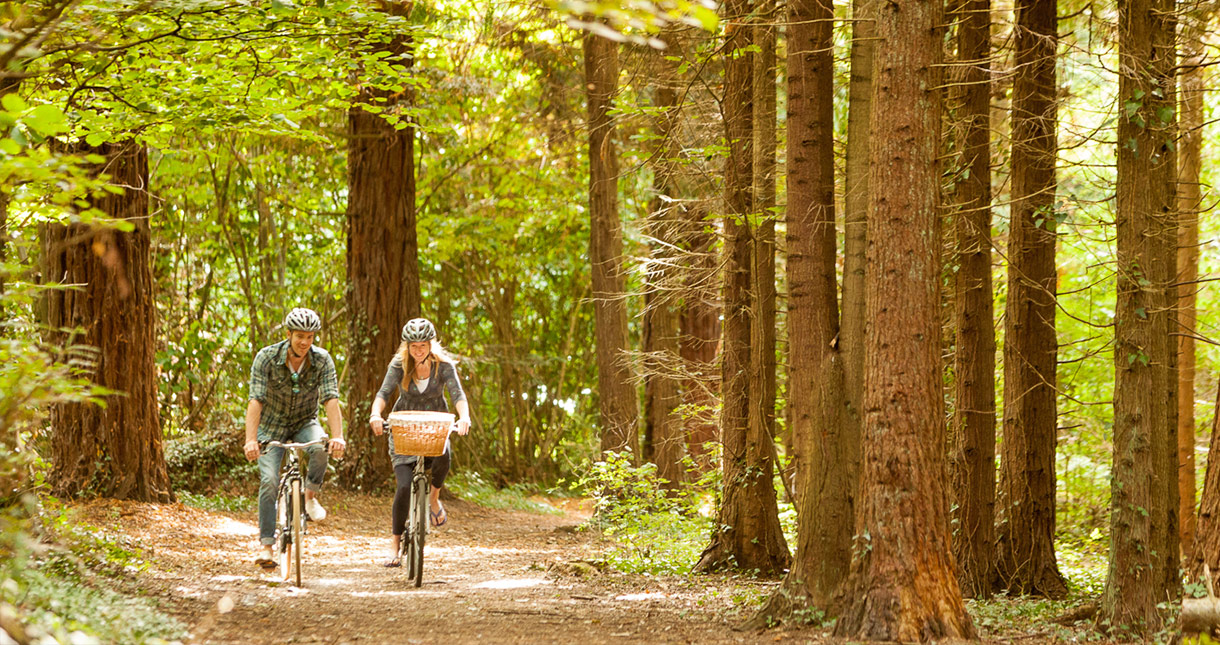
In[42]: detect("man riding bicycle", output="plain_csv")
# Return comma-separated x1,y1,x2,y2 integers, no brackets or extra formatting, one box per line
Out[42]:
243,307,346,569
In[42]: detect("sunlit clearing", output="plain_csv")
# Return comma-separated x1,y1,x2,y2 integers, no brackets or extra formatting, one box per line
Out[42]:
350,590,450,598
472,578,551,590
198,516,259,537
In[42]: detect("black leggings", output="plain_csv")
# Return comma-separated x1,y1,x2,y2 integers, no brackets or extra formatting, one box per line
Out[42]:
391,451,450,536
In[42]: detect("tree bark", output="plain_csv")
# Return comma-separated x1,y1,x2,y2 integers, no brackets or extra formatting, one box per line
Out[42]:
1191,382,1220,580
832,0,974,634
755,0,852,620
41,140,173,503
841,0,874,491
1099,0,1179,631
679,204,720,468
585,28,639,457
340,18,420,490
994,0,1067,598
1177,7,1205,558
642,31,686,487
947,0,996,600
750,0,779,507
695,0,790,575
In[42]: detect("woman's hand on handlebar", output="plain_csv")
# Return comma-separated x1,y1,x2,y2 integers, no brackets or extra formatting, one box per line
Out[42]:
369,416,384,436
243,440,260,462
455,418,470,436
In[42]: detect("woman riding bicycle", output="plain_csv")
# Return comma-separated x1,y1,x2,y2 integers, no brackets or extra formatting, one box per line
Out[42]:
368,317,470,567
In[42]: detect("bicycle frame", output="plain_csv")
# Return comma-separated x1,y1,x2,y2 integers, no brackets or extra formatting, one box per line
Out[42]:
399,423,456,588
263,437,328,586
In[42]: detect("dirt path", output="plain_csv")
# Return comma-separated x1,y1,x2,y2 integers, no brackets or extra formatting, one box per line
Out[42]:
71,492,814,644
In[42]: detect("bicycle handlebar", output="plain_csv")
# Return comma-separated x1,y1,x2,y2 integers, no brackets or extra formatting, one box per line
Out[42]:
262,437,331,451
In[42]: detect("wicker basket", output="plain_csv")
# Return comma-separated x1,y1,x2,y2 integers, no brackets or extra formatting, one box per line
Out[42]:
388,410,454,457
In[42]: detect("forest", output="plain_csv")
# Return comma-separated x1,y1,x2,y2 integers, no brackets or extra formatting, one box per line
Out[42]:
1,0,1219,642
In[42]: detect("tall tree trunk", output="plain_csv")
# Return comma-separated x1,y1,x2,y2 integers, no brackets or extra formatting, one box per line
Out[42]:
832,0,974,634
41,140,173,503
755,0,851,620
679,203,720,468
340,20,420,489
1191,382,1220,580
947,0,997,600
643,31,686,487
585,29,639,457
695,1,790,575
1176,7,1205,558
751,0,779,505
994,0,1067,598
1100,0,1179,631
841,0,874,483
0,78,15,313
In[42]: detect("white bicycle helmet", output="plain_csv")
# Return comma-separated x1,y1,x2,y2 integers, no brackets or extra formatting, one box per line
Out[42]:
284,308,322,332
401,317,436,343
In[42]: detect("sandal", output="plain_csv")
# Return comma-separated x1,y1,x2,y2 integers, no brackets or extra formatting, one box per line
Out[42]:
255,552,277,570
382,557,401,568
430,504,447,528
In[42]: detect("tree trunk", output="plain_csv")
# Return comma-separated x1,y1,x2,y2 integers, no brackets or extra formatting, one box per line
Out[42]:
1100,0,1179,632
642,33,686,487
679,203,720,468
1191,382,1220,580
841,0,874,489
832,0,974,635
340,21,420,490
947,0,997,600
750,0,778,506
755,0,851,620
695,1,790,575
1177,7,1205,558
41,140,173,503
585,29,639,457
994,0,1067,598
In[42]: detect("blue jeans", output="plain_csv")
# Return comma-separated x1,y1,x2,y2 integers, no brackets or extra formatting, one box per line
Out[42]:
258,421,328,546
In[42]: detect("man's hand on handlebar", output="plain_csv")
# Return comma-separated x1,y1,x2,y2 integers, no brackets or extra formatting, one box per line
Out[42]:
243,440,260,462
329,437,347,459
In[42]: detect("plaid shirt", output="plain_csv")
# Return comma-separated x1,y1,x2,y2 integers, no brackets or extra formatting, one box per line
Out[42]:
249,340,340,440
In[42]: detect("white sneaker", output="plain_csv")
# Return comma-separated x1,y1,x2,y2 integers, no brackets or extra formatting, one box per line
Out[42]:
306,497,327,522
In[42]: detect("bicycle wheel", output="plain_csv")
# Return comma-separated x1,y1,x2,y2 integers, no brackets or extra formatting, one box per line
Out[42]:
291,479,304,586
277,486,291,572
408,475,428,587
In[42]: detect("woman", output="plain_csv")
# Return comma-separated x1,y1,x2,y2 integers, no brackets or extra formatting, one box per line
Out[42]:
369,317,471,567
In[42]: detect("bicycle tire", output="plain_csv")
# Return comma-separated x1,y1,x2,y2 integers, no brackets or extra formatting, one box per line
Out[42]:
278,486,291,572
409,475,427,587
291,479,303,587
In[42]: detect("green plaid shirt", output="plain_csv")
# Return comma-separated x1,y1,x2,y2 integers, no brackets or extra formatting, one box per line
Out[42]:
249,340,340,440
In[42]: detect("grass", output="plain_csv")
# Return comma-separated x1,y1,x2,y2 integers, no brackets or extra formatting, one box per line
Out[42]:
177,490,253,513
446,471,564,515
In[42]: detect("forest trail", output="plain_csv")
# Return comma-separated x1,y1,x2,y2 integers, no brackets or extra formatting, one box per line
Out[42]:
69,492,804,644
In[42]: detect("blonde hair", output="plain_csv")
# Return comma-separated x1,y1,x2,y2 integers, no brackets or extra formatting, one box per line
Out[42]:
398,339,458,391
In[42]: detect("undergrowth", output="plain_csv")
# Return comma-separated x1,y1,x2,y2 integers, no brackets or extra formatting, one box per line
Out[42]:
446,471,563,515
0,498,185,644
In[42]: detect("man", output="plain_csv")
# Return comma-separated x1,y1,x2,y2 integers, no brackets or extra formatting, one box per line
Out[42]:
244,307,347,569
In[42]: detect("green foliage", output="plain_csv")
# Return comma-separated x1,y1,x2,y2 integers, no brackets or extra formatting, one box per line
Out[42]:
576,451,712,575
176,491,253,513
163,425,254,494
445,471,563,515
0,501,183,645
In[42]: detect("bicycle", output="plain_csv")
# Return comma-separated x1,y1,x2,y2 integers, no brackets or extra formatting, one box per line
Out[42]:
389,415,456,588
263,436,329,587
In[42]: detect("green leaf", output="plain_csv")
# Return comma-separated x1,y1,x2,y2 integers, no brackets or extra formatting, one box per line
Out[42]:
1136,307,1147,319
1157,106,1174,124
85,132,110,146
0,138,21,155
26,104,69,136
1,94,27,113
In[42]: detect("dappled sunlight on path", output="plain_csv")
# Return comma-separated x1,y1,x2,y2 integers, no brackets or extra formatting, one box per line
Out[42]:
71,492,803,644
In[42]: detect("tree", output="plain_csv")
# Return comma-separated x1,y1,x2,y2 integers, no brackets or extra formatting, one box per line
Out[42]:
947,0,997,600
1191,383,1220,580
831,0,975,633
1099,0,1179,631
994,0,1067,598
1176,3,1206,556
585,28,639,456
695,0,790,575
41,140,173,503
642,29,686,487
340,7,421,489
755,0,853,619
